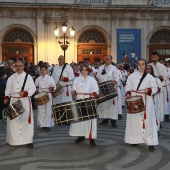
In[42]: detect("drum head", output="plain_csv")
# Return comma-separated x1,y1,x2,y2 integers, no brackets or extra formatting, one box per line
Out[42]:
34,92,47,98
126,95,142,102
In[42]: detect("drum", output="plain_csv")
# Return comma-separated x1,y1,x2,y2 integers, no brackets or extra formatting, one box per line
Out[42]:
34,92,50,105
52,97,98,125
125,95,145,114
52,84,64,98
97,80,118,104
4,100,25,120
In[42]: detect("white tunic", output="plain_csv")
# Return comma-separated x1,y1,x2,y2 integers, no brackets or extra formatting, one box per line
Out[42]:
153,77,163,131
150,62,168,115
51,64,74,104
120,69,128,106
116,69,123,115
69,75,99,139
97,64,119,119
125,71,159,145
35,75,56,127
5,72,36,145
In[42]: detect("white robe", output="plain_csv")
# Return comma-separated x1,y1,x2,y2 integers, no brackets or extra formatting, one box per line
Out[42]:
125,71,159,145
51,64,74,104
120,69,128,106
69,75,99,139
5,72,36,145
97,64,119,119
35,75,56,127
116,69,123,115
150,62,168,115
153,77,163,131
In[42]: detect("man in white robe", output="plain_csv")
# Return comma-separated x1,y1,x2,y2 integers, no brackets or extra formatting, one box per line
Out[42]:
4,60,36,148
97,55,119,127
35,65,56,131
51,55,74,105
150,52,168,121
119,64,128,109
125,59,159,152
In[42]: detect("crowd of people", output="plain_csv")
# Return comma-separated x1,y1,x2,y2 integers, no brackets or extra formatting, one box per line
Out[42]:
0,51,170,151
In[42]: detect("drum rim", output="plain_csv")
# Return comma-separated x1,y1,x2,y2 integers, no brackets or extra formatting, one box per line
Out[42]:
125,95,143,101
34,92,47,98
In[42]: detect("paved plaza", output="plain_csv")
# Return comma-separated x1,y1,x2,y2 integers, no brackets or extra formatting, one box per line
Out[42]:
0,109,170,170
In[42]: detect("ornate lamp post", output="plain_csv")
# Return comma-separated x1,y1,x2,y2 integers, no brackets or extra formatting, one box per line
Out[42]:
54,23,75,58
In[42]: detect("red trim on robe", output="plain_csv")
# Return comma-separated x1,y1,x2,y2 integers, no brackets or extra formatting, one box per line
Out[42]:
147,88,152,96
92,92,98,98
89,68,93,73
63,77,69,82
126,91,131,96
74,72,80,77
4,96,10,101
22,91,28,97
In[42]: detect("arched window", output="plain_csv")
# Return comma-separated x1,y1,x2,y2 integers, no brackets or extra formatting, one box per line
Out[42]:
3,29,34,43
78,30,106,43
150,29,170,44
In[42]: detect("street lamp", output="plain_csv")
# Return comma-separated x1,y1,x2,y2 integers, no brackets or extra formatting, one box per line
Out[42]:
54,23,75,58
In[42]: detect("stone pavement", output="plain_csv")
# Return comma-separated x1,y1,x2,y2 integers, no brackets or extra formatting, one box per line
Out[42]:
0,109,170,170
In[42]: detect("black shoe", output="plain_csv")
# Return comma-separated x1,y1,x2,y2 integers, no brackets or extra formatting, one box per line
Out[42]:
131,144,139,146
111,123,117,128
99,119,109,125
90,139,96,147
42,127,46,129
45,127,50,132
27,143,33,149
118,114,123,120
75,136,85,143
164,115,170,122
160,124,162,129
149,146,155,152
157,131,160,137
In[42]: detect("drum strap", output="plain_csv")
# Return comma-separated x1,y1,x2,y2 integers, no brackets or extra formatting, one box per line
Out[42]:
136,72,147,91
59,64,67,79
21,73,28,91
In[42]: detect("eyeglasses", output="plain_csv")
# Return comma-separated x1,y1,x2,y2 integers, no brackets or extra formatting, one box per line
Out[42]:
15,65,24,67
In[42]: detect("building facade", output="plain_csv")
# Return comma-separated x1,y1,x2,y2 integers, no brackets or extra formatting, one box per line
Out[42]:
0,0,170,64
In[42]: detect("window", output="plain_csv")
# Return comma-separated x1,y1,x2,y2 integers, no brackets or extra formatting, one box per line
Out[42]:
78,30,106,43
154,49,170,55
4,29,33,42
82,49,102,54
8,48,29,54
150,30,170,44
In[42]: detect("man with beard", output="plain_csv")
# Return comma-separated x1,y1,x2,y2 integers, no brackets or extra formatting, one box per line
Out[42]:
150,52,168,122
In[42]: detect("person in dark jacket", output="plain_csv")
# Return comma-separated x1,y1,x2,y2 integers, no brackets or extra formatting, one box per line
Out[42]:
0,70,7,120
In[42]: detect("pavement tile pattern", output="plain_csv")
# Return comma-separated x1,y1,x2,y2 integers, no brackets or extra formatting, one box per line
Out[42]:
0,109,170,170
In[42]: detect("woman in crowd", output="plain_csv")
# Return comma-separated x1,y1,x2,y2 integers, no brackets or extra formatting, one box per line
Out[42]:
69,64,99,146
125,59,159,152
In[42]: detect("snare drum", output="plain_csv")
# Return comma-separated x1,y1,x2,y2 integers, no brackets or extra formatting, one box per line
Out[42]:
52,84,64,98
97,80,118,104
4,100,25,120
52,97,98,125
125,95,145,114
34,92,50,105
